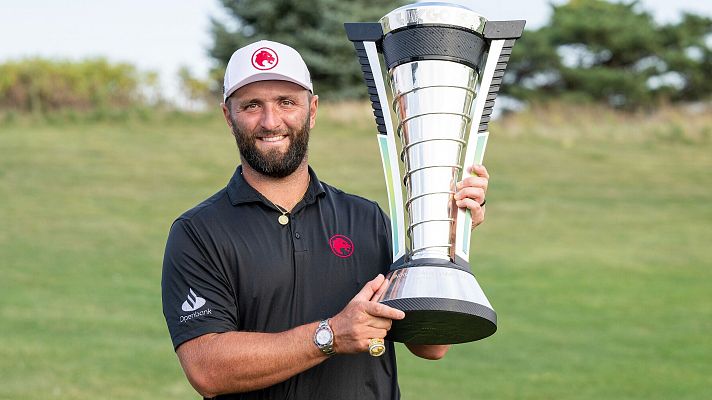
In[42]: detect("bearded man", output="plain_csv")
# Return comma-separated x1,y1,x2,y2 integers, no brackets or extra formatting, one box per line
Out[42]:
161,40,490,399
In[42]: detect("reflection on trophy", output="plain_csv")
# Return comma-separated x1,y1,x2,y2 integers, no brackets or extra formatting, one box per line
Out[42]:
345,2,525,344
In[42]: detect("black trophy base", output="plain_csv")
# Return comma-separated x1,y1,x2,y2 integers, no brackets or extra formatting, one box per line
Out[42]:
382,297,497,345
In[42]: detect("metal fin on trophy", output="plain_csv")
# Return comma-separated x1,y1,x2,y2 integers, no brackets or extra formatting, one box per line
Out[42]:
457,20,525,261
346,2,525,344
345,22,407,262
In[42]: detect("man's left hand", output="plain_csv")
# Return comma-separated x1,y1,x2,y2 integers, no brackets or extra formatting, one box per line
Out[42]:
454,164,489,229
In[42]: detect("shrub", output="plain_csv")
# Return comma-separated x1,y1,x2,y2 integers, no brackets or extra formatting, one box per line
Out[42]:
0,58,159,114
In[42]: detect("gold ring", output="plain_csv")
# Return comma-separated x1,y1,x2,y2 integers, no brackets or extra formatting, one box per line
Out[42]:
368,338,385,357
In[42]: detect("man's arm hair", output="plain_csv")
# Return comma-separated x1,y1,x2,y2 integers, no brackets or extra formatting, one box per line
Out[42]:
177,322,326,398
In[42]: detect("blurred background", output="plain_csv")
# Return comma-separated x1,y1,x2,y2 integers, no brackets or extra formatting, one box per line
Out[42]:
1,0,710,399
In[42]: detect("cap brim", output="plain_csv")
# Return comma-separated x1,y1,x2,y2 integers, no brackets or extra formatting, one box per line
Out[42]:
224,73,313,100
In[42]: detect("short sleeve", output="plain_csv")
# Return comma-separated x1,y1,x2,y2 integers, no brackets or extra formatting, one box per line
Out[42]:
161,218,239,350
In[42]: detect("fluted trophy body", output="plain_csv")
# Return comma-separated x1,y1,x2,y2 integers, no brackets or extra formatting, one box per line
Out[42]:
394,60,477,261
346,2,525,344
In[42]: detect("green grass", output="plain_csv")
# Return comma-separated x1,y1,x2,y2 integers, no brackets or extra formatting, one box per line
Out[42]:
1,104,711,399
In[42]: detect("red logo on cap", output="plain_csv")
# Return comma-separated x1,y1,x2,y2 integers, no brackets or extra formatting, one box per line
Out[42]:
251,47,278,70
329,235,354,258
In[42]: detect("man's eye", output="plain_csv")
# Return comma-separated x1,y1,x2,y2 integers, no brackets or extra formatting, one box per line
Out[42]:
281,100,295,106
244,103,258,110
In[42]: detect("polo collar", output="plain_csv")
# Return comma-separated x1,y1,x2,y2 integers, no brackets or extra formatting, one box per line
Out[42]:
226,165,326,207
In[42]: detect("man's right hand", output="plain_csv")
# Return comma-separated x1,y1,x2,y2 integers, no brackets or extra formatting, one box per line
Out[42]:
329,274,405,354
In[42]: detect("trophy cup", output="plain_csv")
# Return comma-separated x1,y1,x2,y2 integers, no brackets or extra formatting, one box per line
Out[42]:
345,2,525,344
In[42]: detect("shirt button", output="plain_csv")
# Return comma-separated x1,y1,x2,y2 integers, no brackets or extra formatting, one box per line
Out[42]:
295,233,301,239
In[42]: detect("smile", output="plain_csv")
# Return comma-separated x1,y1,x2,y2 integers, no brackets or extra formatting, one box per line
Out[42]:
259,135,288,143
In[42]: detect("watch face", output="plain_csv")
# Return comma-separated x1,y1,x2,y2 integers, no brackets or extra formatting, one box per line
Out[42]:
316,328,332,345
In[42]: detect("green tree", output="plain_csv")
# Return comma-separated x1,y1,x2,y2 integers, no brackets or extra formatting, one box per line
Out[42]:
209,0,404,100
658,13,712,102
505,0,712,108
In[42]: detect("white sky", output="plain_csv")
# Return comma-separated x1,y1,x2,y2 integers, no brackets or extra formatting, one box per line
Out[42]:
0,0,709,98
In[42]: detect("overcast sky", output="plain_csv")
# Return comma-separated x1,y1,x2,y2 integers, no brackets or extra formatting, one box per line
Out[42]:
0,0,709,97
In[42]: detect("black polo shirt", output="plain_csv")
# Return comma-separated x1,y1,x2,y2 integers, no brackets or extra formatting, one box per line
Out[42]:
162,166,400,400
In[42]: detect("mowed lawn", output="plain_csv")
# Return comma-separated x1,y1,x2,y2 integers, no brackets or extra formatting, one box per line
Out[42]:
1,104,710,399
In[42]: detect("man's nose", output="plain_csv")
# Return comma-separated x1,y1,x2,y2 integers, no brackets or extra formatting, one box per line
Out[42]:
259,105,282,131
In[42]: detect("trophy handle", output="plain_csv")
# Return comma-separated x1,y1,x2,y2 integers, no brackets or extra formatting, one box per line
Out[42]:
455,21,526,261
345,23,407,263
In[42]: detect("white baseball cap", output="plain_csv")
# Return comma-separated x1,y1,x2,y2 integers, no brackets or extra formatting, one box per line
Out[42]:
223,40,313,100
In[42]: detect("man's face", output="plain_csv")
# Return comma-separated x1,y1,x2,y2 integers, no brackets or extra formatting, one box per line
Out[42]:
222,80,318,178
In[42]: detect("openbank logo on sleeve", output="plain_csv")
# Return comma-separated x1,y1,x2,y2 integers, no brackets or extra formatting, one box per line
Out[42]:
181,288,206,312
179,288,212,324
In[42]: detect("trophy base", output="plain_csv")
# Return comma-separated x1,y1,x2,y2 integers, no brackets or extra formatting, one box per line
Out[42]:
383,297,496,344
380,261,497,344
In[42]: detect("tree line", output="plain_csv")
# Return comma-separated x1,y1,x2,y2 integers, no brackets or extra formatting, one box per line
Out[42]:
1,0,709,114
210,0,711,109
504,0,712,108
0,58,159,114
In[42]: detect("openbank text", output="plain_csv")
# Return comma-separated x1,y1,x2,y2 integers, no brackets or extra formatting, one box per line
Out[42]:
180,308,213,323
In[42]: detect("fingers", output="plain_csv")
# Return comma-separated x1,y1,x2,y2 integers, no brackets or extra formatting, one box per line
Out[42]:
455,197,481,212
362,328,389,341
456,164,489,212
468,164,489,179
456,176,488,193
458,197,486,228
367,316,393,330
331,275,404,354
456,164,488,197
352,274,385,302
354,275,402,319
364,301,405,320
454,187,485,206
370,276,391,302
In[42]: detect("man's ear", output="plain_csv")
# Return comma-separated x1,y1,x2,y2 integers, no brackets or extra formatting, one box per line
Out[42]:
221,101,233,130
309,94,319,129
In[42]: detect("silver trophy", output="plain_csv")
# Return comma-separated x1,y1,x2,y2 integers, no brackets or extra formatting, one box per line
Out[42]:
345,2,525,344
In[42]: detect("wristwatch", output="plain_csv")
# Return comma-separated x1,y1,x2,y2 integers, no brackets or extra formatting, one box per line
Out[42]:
314,319,335,356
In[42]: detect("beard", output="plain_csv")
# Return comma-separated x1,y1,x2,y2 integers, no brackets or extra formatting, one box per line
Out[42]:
230,113,310,178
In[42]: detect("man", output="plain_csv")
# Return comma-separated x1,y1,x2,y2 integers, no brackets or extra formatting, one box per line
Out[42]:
162,40,490,399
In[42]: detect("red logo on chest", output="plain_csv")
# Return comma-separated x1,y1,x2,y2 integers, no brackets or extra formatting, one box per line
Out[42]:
329,235,354,258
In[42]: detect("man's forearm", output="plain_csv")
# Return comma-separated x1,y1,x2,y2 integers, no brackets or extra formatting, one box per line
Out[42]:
177,321,326,397
406,343,450,360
